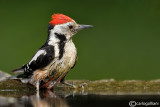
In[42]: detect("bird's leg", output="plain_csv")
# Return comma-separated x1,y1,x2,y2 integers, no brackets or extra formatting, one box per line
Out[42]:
41,77,55,88
60,77,76,88
36,80,40,95
41,73,60,89
41,72,70,89
46,72,69,89
62,81,76,88
46,81,57,89
46,77,63,89
36,80,40,90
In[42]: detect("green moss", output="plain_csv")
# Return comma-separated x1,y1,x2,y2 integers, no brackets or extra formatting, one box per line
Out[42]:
0,80,36,97
0,79,160,97
53,79,160,95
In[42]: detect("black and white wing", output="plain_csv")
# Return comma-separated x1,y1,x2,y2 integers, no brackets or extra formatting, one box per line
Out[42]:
12,45,55,74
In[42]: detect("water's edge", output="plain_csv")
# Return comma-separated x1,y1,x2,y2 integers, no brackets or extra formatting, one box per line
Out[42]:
0,79,160,97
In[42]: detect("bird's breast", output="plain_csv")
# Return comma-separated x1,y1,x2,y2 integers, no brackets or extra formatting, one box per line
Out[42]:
48,40,77,73
57,40,77,71
63,40,77,68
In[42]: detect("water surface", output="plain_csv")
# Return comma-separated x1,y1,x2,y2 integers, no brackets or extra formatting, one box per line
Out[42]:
0,90,159,107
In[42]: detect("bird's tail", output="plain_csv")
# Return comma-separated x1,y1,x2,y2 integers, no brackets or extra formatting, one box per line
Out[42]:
7,74,31,83
11,66,25,74
9,65,31,83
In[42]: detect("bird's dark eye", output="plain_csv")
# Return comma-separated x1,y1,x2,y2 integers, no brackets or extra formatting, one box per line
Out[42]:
68,25,73,29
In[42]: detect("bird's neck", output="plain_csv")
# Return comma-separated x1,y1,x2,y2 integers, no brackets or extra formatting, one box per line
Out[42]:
46,27,72,59
47,30,68,46
45,24,72,47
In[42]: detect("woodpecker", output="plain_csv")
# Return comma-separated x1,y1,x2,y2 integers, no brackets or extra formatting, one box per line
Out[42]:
11,13,93,89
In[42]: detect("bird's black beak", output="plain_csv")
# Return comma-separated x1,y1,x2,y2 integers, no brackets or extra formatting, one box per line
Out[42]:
76,25,93,31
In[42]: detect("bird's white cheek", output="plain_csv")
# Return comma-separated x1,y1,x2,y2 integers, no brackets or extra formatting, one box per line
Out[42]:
54,44,59,58
70,31,77,37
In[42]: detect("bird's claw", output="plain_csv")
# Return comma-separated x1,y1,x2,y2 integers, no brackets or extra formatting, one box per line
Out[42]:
79,82,88,89
62,81,76,88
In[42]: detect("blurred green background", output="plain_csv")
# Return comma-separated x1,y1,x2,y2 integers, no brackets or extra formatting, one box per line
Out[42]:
0,0,160,80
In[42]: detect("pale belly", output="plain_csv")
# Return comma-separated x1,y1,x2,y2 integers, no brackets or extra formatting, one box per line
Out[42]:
52,41,77,74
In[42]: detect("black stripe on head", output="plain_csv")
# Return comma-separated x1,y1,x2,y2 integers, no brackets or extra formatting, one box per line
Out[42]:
48,23,54,30
55,33,67,59
47,24,54,41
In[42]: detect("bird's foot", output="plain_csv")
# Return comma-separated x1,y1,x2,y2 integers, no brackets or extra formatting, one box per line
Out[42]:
36,80,40,95
79,82,88,87
61,81,76,88
78,83,88,93
46,81,57,89
79,83,88,89
41,80,57,89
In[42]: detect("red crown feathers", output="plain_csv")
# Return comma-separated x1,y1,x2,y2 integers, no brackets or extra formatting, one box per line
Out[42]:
49,14,73,25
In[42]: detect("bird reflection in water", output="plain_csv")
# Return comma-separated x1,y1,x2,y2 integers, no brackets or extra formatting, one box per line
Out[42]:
0,90,69,107
32,90,69,107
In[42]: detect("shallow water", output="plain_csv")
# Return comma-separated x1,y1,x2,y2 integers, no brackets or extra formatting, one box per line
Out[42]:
1,79,160,107
0,90,160,107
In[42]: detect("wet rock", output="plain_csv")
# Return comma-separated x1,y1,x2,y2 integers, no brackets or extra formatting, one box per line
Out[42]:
53,80,160,95
0,79,160,97
0,70,11,81
0,80,36,97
